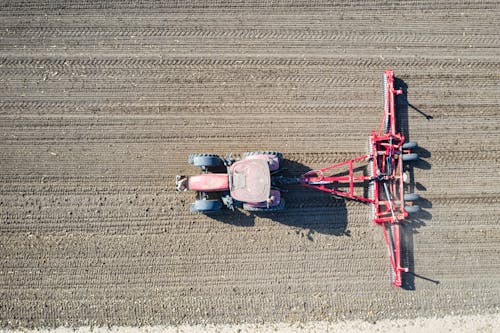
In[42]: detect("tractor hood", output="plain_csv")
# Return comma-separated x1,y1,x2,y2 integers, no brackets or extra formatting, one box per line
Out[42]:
230,159,270,203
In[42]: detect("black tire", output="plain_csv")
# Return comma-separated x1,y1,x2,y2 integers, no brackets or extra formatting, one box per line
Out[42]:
402,153,419,162
188,154,223,168
402,141,418,150
190,199,222,213
243,199,285,212
404,205,420,214
242,151,283,162
403,193,420,201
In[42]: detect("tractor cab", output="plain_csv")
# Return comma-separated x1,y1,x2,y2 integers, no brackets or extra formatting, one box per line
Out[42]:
229,158,271,203
178,156,272,202
178,151,283,213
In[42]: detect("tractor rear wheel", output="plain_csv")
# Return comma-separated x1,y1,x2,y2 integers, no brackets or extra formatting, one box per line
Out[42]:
242,151,283,162
188,154,223,168
190,199,222,213
243,199,285,212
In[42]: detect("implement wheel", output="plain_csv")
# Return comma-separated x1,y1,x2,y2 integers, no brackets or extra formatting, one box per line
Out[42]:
403,193,420,201
243,199,285,212
404,205,421,214
402,153,419,162
402,141,418,150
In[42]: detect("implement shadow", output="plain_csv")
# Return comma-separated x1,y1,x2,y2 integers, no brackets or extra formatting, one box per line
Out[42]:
394,77,436,290
211,158,350,240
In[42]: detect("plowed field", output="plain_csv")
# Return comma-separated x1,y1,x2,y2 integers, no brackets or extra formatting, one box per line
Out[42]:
1,0,499,328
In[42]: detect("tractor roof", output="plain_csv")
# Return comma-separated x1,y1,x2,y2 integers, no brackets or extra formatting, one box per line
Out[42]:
229,159,270,203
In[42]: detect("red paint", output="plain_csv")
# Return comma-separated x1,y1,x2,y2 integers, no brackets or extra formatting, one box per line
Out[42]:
188,174,229,192
244,154,280,171
243,190,282,208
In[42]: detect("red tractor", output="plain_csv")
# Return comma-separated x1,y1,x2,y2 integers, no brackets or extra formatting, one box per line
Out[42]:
176,151,285,213
176,70,421,287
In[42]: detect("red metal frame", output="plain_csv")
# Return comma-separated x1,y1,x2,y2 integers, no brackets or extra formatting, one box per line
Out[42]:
298,70,409,287
300,155,372,203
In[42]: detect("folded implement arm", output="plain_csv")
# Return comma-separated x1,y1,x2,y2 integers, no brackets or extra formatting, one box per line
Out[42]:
369,70,409,287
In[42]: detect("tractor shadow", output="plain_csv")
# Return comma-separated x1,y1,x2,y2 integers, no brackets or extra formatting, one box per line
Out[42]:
212,158,350,239
395,77,438,290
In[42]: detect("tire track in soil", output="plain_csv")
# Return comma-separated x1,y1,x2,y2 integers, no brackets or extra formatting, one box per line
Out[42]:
1,0,500,329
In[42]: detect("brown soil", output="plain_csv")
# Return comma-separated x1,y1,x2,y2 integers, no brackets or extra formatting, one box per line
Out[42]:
1,0,499,329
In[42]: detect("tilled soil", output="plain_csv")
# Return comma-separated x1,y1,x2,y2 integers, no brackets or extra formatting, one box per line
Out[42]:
1,0,499,329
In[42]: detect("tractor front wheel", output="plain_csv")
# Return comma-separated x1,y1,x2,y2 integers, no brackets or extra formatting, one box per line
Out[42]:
190,199,222,213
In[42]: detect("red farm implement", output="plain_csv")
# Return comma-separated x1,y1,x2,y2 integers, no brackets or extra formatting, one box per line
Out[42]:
176,70,421,287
